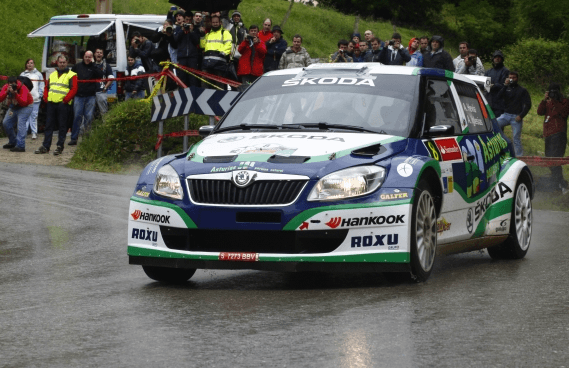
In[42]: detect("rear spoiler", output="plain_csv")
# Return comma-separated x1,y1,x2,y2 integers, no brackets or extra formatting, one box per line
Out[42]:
463,75,491,94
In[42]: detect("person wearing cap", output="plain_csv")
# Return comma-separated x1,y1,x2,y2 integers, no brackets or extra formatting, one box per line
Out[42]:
485,50,510,118
264,25,287,72
352,33,361,44
352,43,365,62
227,10,247,70
380,32,410,66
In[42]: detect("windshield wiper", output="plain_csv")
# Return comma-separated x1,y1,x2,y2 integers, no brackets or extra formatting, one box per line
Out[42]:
215,124,281,133
299,122,379,134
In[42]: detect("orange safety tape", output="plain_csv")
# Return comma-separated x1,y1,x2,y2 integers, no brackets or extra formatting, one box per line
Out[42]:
517,156,569,167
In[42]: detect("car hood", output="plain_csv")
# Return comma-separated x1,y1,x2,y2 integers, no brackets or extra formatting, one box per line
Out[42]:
195,131,404,160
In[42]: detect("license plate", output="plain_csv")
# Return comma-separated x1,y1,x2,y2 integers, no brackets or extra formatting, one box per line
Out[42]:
219,252,259,262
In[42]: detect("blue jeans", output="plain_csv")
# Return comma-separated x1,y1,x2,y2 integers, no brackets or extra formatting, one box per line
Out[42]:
3,105,32,149
71,95,96,141
25,102,40,134
125,91,145,100
497,113,523,156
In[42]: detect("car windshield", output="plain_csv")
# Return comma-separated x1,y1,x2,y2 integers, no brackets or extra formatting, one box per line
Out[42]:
220,74,419,137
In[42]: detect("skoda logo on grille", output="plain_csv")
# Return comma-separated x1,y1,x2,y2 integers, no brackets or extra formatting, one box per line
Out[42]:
232,170,256,188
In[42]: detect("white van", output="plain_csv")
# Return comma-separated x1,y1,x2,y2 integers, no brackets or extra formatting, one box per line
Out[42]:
28,14,167,99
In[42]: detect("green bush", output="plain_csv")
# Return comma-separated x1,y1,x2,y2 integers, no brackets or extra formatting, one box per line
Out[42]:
504,38,569,90
69,99,208,172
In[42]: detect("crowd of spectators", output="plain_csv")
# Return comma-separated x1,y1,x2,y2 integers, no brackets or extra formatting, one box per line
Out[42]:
0,4,567,187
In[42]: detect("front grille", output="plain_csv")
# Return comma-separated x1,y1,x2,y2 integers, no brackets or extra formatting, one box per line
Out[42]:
160,227,348,254
187,179,307,205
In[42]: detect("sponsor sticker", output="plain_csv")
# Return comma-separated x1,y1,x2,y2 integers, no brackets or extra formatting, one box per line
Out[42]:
351,234,399,248
282,77,376,87
131,228,158,245
131,210,171,224
135,190,150,198
380,192,409,200
434,138,462,161
443,176,454,193
397,163,413,177
325,215,406,229
219,252,259,262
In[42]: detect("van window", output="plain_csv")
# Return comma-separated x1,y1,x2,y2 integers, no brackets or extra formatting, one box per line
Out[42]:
45,24,117,68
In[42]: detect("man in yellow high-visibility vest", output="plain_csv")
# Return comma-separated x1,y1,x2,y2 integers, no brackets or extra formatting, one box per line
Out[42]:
35,55,77,156
200,15,233,89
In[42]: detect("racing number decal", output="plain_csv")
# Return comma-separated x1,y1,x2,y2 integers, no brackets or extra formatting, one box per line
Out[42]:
425,140,442,161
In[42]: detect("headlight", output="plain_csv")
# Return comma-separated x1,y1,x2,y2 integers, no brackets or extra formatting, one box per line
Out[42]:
308,166,386,201
153,164,184,200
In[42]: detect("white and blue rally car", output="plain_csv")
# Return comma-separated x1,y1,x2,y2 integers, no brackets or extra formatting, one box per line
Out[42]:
128,64,534,283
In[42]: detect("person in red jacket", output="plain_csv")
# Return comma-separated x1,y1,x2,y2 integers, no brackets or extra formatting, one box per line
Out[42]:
258,19,273,44
537,83,569,191
237,25,267,89
0,76,33,152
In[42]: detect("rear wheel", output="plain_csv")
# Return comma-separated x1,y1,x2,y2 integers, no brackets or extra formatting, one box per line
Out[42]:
487,180,532,259
142,266,196,283
409,180,438,282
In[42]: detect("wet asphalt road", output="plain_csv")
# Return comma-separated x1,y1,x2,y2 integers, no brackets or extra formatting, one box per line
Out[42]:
1,162,568,367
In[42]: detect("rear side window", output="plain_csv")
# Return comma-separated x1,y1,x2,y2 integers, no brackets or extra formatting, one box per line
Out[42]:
454,82,492,133
423,79,461,135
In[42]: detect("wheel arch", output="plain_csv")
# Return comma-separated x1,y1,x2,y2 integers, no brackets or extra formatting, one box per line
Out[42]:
417,166,443,217
518,166,535,199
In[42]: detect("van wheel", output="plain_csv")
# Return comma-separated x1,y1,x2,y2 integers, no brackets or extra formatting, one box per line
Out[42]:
487,180,532,259
142,266,196,283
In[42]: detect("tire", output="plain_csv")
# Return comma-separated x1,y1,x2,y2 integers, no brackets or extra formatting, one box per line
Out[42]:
142,265,196,283
487,180,532,259
409,179,438,282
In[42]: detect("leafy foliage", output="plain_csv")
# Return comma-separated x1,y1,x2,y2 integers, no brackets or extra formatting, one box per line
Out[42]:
503,38,569,90
513,0,569,42
69,99,208,172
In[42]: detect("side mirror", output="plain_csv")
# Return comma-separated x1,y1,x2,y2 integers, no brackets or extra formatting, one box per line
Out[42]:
199,125,214,137
425,125,454,136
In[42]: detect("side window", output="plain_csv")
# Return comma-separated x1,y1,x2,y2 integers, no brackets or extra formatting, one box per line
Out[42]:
423,79,461,135
454,82,492,133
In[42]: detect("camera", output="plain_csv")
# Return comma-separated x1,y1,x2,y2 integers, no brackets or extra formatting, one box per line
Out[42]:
133,38,141,45
10,84,17,91
549,90,561,101
247,34,254,40
388,40,395,46
509,79,513,83
165,25,173,33
183,23,191,30
468,56,476,64
339,49,344,53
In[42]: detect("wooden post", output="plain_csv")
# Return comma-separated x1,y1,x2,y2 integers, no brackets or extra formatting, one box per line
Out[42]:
96,0,113,14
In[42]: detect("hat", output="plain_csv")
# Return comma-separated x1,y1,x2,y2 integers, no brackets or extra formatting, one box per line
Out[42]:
352,33,361,39
272,25,284,34
493,50,505,59
231,10,241,17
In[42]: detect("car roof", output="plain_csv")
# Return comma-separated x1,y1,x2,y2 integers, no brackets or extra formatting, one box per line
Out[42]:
49,14,166,22
265,63,480,87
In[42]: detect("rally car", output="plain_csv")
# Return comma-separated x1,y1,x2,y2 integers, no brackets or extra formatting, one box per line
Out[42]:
128,63,534,283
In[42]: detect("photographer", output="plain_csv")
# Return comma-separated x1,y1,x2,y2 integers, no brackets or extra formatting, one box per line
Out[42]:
329,39,353,63
264,25,287,72
175,15,200,87
124,56,146,100
0,76,33,152
497,71,531,156
237,25,267,87
129,32,157,73
380,33,410,66
455,49,484,76
537,83,569,191
150,19,178,66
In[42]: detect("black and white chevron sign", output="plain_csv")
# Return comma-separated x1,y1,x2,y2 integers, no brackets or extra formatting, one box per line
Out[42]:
151,87,240,122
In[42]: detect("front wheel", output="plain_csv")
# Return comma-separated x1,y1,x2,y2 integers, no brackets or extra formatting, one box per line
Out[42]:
487,180,532,259
409,180,438,282
142,266,197,283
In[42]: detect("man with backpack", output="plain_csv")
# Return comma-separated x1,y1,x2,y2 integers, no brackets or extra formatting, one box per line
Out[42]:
0,76,34,152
